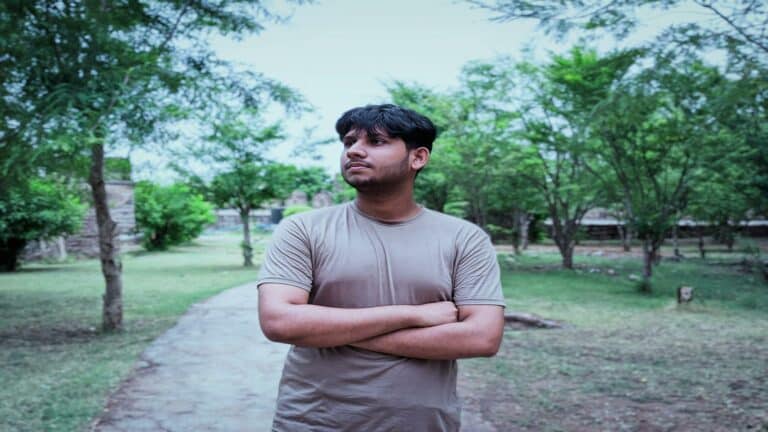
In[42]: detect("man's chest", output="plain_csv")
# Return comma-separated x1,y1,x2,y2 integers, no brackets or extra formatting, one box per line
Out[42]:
308,229,456,307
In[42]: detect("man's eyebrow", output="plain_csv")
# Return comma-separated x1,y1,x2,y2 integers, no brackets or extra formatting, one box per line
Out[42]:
369,130,391,140
342,131,359,140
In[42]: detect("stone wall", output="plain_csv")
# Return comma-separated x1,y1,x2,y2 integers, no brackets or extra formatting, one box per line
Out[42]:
25,181,137,259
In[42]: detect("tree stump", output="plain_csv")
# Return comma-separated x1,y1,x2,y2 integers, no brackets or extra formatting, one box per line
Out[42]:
677,285,694,304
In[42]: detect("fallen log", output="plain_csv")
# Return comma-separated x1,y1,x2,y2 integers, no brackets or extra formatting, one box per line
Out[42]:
504,312,566,329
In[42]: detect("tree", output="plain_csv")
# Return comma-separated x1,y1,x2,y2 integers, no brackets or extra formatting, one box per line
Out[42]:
134,181,215,251
687,65,767,251
467,0,768,66
587,57,723,290
210,163,290,266
504,48,642,268
0,1,305,330
389,70,545,252
0,178,85,271
187,106,311,266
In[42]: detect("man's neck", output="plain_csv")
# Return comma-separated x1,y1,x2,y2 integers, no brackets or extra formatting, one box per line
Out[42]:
354,188,421,223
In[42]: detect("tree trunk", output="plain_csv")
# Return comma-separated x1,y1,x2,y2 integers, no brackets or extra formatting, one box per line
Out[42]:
89,143,123,331
723,223,735,251
511,210,522,255
555,235,574,269
652,243,662,265
56,236,67,261
672,223,681,257
520,212,531,250
622,225,633,252
641,239,653,293
698,230,706,259
561,243,574,269
0,238,27,272
240,209,253,267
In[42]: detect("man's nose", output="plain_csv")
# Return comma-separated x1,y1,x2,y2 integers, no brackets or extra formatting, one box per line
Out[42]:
346,140,367,159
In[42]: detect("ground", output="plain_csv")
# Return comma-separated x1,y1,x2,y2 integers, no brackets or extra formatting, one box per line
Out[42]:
459,241,768,432
1,233,766,431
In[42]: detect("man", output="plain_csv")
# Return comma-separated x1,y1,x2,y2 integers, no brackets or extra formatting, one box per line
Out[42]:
257,104,505,431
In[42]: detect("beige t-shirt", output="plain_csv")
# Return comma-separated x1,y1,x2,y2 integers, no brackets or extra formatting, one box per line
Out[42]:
258,202,505,432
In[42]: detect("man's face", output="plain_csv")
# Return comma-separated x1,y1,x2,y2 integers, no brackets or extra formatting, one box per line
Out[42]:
340,128,412,191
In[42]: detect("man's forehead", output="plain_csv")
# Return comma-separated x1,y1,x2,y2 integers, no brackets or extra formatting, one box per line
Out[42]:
343,128,391,140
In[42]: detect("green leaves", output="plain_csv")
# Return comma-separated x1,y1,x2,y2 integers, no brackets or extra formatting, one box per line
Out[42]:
134,181,215,251
0,178,85,271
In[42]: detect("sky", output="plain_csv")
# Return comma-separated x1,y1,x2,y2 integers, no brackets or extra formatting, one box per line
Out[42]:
129,0,716,182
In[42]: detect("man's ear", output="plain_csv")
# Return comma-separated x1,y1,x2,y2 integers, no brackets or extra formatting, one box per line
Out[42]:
410,147,430,171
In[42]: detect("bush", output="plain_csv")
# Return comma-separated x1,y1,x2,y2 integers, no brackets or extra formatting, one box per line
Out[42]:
283,205,313,218
443,201,469,218
0,179,85,271
135,181,215,251
486,224,516,243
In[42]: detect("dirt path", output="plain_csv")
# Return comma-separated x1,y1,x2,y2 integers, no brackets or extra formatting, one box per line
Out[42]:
90,282,495,431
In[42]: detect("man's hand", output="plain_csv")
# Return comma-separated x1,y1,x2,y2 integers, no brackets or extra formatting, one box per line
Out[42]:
414,301,458,327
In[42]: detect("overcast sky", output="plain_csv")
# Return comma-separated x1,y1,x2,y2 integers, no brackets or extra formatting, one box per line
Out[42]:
129,0,713,182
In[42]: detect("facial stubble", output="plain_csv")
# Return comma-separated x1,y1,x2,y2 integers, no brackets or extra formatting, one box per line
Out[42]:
342,153,411,194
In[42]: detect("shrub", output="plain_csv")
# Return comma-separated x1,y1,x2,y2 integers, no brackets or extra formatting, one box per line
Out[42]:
135,181,215,251
443,201,469,218
0,179,85,271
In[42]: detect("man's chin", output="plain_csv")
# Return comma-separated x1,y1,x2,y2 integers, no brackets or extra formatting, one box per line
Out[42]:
342,174,378,191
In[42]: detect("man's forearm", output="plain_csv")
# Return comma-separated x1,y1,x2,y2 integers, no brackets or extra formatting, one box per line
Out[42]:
260,303,423,348
351,320,502,360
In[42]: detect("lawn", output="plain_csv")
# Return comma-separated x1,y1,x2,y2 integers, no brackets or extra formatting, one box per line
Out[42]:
459,246,768,431
0,232,266,432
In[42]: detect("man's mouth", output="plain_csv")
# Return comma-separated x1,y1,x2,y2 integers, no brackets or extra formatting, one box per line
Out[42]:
345,161,371,170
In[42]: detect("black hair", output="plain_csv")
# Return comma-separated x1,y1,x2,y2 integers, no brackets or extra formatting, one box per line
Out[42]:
335,104,437,152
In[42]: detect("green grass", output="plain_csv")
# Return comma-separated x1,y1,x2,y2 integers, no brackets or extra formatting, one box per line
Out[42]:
0,232,266,432
460,249,768,431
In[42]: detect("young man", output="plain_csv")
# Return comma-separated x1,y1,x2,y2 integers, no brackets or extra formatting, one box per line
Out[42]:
257,104,505,431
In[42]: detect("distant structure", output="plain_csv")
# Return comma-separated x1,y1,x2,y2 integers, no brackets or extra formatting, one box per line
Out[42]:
543,207,768,240
312,191,333,208
211,209,271,230
25,180,138,259
212,189,334,229
285,190,308,207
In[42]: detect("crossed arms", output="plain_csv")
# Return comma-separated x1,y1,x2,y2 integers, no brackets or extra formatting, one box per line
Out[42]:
258,283,505,360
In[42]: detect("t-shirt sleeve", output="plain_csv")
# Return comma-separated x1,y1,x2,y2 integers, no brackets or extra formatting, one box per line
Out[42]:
453,227,506,307
257,217,313,292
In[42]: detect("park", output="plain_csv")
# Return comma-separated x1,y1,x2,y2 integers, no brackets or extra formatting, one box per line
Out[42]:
1,1,767,431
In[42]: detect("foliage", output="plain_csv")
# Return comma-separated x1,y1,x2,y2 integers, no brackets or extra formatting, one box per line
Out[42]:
134,181,214,251
284,205,314,218
332,173,357,204
467,0,768,68
0,0,307,329
0,179,85,271
255,164,332,202
104,158,132,181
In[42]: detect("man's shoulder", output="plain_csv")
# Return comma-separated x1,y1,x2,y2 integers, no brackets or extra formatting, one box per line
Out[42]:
279,202,350,230
421,208,489,239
